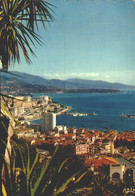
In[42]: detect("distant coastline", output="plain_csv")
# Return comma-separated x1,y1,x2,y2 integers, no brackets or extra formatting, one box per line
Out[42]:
62,89,120,93
2,71,135,96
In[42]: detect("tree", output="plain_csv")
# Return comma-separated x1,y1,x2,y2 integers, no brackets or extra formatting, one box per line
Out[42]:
0,1,54,195
0,0,54,71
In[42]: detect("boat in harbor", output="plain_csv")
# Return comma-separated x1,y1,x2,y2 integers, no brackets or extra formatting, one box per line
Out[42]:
120,113,135,119
67,112,98,117
92,112,97,116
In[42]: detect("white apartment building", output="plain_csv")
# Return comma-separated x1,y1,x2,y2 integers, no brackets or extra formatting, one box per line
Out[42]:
41,111,56,132
76,144,89,155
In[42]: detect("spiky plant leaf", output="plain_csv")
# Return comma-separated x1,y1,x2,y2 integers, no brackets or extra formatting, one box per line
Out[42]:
2,183,7,196
31,146,58,196
0,0,54,70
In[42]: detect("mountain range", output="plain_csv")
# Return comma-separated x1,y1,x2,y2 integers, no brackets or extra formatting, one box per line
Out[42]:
1,71,135,95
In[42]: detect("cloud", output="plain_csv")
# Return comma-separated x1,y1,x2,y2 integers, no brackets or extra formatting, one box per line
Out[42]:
42,70,135,85
70,72,100,77
43,72,100,80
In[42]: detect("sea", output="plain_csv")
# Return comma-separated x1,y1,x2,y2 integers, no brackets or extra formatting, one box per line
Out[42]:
32,90,135,132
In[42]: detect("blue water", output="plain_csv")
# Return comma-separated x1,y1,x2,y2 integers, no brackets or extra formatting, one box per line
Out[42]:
32,91,135,132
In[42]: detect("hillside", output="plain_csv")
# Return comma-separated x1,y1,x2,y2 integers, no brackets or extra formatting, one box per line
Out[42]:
1,71,135,95
66,78,135,90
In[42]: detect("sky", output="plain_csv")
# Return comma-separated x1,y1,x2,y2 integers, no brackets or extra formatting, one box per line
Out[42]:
9,0,135,85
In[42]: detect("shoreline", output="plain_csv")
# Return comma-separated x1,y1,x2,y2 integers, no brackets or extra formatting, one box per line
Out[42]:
23,105,72,123
19,92,135,132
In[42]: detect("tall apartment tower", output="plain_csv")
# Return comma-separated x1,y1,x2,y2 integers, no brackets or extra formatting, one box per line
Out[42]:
41,111,56,132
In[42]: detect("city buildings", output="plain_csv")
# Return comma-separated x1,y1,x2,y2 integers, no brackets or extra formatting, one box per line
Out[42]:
76,143,89,155
39,95,51,105
8,94,135,191
41,111,56,132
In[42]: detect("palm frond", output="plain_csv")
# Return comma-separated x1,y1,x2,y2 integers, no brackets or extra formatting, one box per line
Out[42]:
0,0,54,70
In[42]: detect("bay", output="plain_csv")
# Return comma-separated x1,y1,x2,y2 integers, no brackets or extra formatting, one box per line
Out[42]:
32,91,135,132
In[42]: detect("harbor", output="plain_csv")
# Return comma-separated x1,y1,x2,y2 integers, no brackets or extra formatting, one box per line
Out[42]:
120,113,135,119
66,112,97,117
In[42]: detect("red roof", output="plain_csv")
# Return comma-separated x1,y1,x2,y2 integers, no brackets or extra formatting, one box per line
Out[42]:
86,156,119,170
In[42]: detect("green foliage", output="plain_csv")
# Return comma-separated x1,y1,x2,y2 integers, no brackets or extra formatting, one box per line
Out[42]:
0,114,9,195
2,142,93,196
0,0,54,71
76,174,125,196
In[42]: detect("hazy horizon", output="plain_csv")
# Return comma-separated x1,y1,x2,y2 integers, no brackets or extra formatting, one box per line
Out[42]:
6,70,135,86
